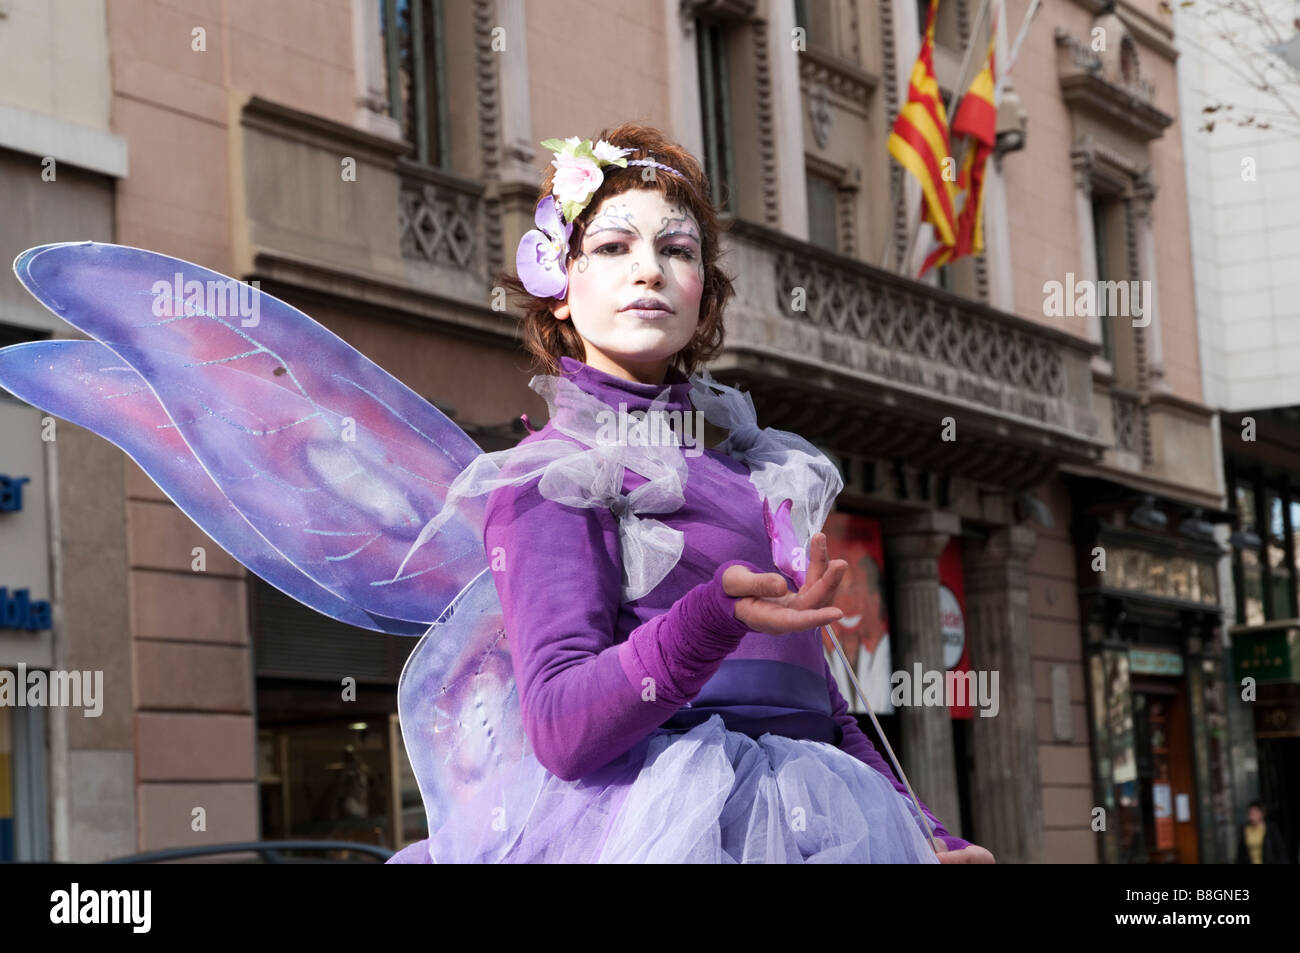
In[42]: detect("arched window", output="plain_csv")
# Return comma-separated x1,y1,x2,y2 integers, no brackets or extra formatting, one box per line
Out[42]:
1120,36,1139,85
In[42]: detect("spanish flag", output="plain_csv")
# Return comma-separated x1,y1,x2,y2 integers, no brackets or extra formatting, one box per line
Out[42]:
920,22,998,276
889,0,957,249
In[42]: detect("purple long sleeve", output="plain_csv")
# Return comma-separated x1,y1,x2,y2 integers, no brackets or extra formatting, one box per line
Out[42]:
824,660,972,852
483,475,756,782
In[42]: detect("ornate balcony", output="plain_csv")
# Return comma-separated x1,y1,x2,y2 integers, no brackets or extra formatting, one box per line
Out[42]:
1054,26,1173,142
713,218,1104,491
234,96,501,340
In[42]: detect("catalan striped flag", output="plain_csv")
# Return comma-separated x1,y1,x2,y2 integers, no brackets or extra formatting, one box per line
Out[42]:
919,19,999,276
888,0,957,249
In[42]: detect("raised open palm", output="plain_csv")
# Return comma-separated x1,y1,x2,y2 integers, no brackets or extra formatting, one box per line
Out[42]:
722,532,847,635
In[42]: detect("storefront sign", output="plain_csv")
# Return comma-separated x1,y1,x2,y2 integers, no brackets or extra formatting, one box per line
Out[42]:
0,589,51,632
1106,546,1219,606
1233,628,1299,685
1128,648,1184,677
1,403,54,661
0,475,30,512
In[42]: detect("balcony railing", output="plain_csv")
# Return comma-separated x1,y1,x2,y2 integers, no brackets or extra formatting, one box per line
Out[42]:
397,159,484,274
715,217,1103,484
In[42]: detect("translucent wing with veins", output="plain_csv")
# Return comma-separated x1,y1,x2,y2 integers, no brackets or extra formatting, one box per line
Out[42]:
11,242,485,624
0,242,530,856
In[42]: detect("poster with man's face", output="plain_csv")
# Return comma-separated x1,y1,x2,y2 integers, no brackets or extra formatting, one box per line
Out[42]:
821,511,894,714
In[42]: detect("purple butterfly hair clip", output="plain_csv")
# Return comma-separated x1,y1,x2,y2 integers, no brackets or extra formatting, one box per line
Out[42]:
515,195,573,299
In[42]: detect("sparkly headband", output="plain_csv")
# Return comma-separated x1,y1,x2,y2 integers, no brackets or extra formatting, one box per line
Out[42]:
515,136,686,299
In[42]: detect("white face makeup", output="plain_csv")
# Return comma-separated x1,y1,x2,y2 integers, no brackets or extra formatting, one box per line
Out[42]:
552,188,705,385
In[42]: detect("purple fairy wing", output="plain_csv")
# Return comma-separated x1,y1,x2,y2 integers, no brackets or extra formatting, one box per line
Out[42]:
10,242,486,625
0,340,426,636
399,569,543,861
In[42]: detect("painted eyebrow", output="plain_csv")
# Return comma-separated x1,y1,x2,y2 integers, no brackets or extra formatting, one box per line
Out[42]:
584,223,701,243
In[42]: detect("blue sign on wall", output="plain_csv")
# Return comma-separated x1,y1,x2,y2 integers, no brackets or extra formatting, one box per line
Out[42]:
0,589,51,631
0,475,30,512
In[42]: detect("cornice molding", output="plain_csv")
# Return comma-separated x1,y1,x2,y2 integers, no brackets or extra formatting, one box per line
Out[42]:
798,44,879,107
1055,29,1174,142
1064,0,1179,61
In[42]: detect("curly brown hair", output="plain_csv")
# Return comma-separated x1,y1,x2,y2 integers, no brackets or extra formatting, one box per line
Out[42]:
495,122,735,377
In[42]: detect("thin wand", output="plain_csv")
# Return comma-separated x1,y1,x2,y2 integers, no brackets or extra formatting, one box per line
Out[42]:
821,621,940,855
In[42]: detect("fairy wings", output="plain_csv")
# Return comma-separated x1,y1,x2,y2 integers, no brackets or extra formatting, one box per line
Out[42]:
0,242,842,854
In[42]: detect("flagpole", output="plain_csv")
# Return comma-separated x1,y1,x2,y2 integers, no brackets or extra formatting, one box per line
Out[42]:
894,0,994,276
821,621,944,855
995,0,1042,101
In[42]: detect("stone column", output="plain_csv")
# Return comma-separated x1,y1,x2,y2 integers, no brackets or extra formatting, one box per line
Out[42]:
1131,170,1166,393
350,0,402,139
884,511,962,838
762,0,809,240
963,525,1044,863
1070,142,1107,374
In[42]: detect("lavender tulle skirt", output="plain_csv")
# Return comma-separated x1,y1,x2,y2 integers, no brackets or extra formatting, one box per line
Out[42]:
388,713,940,864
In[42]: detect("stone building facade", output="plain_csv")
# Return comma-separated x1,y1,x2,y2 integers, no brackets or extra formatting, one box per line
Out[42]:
0,0,1227,862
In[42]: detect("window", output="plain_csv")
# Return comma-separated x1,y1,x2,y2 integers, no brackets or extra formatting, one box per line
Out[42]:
696,17,736,213
1234,481,1265,625
1231,474,1300,625
1266,490,1297,619
1291,500,1300,597
379,0,448,166
1092,197,1116,365
794,0,832,51
915,0,962,49
806,171,839,252
1120,36,1139,85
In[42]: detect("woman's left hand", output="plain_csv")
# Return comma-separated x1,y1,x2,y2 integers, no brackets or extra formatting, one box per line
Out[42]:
932,839,996,863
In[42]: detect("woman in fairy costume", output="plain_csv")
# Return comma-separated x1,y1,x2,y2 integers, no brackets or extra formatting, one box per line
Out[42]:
389,123,994,863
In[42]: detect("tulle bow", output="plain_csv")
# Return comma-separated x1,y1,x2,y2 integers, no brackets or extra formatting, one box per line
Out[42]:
396,366,841,603
688,368,844,548
395,373,687,603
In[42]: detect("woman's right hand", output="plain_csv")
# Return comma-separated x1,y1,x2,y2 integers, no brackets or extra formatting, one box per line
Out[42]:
721,533,847,636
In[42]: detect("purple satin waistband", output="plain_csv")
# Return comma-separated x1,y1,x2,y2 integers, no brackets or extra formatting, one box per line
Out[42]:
658,659,840,745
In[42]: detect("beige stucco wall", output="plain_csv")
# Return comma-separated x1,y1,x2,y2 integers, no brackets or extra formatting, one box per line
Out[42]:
1002,0,1202,403
523,1,676,155
103,0,363,851
0,0,113,129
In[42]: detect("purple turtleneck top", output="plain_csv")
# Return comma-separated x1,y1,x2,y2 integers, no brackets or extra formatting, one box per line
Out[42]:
482,356,969,851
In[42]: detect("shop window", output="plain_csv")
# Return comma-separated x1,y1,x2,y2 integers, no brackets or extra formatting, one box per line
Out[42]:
1233,480,1265,625
696,16,737,213
258,714,425,850
1237,549,1266,626
379,0,449,167
1231,476,1300,624
1291,500,1300,604
1236,482,1258,537
1266,490,1295,618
